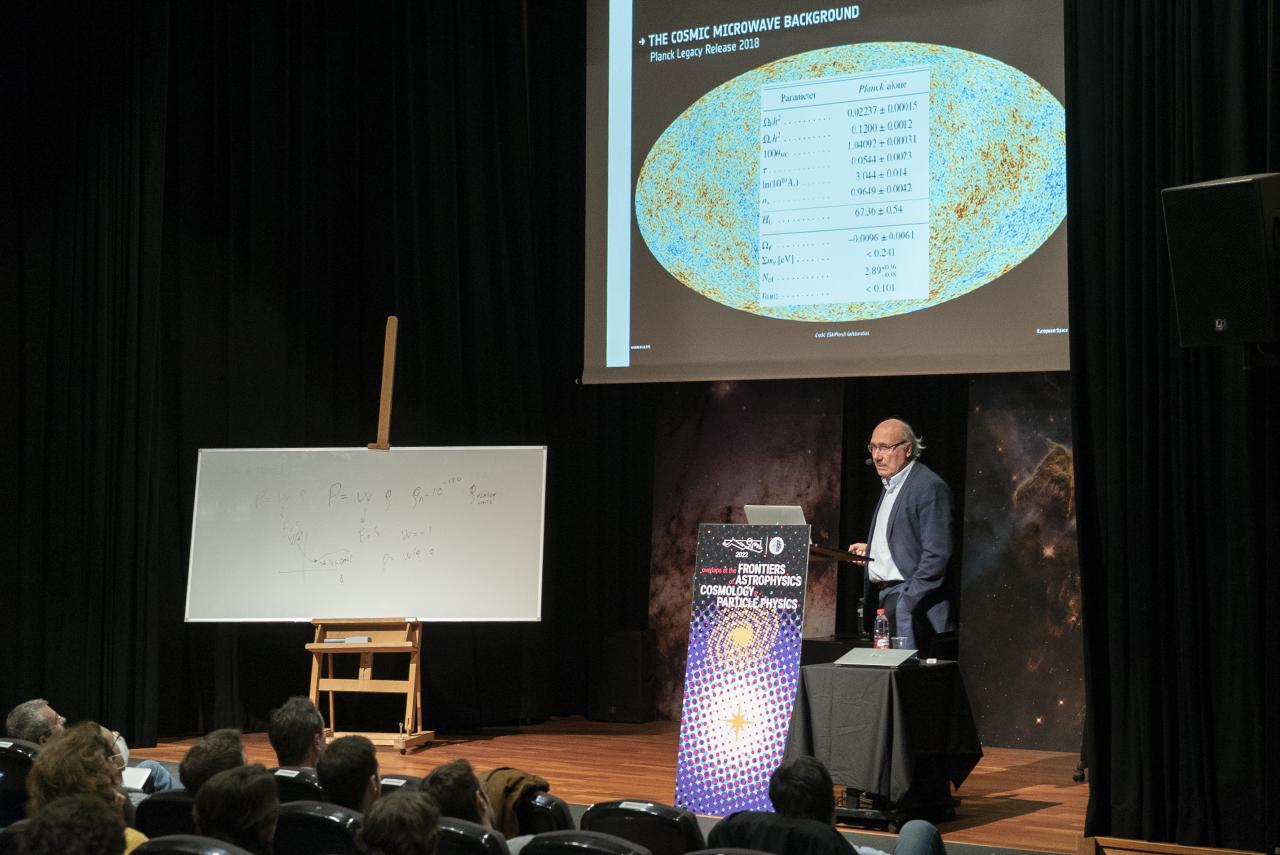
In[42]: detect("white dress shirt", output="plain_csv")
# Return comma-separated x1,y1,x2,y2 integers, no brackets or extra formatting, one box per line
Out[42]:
867,460,915,582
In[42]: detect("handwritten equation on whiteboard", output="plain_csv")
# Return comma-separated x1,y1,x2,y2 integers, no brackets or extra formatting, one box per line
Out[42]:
186,446,546,622
254,474,499,576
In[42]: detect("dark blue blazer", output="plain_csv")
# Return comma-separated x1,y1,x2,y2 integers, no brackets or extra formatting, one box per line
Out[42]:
868,460,955,640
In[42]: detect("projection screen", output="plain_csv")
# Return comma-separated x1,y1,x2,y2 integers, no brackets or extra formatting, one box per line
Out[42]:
584,0,1068,383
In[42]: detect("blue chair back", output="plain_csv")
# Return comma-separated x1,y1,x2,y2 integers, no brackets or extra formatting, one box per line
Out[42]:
274,799,362,855
0,818,29,855
134,833,256,855
522,829,653,855
437,816,510,855
706,812,851,855
581,800,705,855
270,767,326,803
516,791,575,835
0,739,39,828
135,789,197,838
379,774,423,797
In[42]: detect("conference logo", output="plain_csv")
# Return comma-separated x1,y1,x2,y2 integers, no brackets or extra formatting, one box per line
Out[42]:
722,538,764,557
768,536,785,556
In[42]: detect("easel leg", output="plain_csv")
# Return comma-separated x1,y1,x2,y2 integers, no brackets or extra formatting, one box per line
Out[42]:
326,652,337,732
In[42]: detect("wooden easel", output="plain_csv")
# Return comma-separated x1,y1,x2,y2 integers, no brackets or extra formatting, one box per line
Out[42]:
306,617,433,753
367,315,398,452
302,317,431,753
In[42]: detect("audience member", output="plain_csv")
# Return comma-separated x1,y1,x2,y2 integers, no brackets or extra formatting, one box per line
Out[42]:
24,722,147,854
425,759,532,853
358,789,440,855
774,756,945,855
179,728,246,795
267,696,325,768
5,699,175,793
194,764,278,855
423,759,494,827
710,756,947,855
4,700,65,746
316,734,380,813
768,755,838,823
17,794,125,855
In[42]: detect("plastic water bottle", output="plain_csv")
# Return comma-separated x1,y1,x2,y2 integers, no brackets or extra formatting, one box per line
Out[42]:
873,608,891,649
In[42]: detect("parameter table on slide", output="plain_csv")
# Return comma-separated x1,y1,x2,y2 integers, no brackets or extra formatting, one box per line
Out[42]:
758,66,930,307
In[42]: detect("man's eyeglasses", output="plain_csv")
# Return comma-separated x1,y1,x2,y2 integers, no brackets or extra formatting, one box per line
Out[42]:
867,441,908,455
109,730,127,770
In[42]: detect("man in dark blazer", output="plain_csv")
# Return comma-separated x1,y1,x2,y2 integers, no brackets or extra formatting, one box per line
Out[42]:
848,418,955,655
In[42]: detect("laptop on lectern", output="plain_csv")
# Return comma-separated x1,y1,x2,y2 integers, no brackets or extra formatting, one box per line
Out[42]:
743,504,808,525
833,646,919,668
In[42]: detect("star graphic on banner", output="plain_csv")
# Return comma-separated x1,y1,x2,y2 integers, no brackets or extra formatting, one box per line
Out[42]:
723,706,755,741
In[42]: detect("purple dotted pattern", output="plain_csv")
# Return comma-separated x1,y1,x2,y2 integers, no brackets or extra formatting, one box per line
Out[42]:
674,525,809,815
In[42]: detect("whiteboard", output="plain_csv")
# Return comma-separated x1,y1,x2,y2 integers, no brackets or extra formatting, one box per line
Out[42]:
185,447,546,622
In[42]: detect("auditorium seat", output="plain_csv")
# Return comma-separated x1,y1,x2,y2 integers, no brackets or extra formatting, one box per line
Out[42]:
521,829,653,855
437,816,510,855
270,766,326,803
379,773,423,797
515,790,575,835
706,811,850,855
273,799,362,855
134,834,255,855
0,818,28,855
0,738,39,828
134,789,197,838
581,800,705,855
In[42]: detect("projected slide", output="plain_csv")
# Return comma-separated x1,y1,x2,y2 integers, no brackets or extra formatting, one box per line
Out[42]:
584,1,1068,382
637,44,1063,320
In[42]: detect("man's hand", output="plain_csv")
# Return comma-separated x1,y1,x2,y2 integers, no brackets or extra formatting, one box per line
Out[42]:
847,542,867,556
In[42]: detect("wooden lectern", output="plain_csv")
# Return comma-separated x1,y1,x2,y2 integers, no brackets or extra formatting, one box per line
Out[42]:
306,617,433,753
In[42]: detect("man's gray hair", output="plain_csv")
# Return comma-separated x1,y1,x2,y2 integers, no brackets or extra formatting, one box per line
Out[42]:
5,698,54,743
897,419,926,459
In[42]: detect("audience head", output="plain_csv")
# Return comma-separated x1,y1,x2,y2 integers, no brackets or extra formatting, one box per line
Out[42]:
180,728,246,795
424,759,493,828
5,699,66,745
316,734,380,813
769,755,836,824
358,789,441,855
18,793,126,855
194,764,279,855
267,695,325,767
26,721,125,814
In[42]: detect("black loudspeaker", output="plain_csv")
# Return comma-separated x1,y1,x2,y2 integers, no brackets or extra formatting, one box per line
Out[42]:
586,629,656,723
1161,173,1280,346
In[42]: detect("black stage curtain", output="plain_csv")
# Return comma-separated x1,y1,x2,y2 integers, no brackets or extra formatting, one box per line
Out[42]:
1067,1,1279,849
3,1,175,745
3,0,658,740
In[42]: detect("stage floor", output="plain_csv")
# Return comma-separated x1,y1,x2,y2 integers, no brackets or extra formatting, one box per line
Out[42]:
133,716,1086,854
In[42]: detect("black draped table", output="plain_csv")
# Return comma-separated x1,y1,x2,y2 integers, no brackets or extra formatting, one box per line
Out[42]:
784,662,982,819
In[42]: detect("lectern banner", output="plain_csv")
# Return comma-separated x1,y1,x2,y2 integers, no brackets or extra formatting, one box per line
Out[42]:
674,523,810,815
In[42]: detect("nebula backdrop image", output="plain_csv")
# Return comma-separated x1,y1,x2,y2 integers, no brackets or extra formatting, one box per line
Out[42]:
959,372,1084,752
647,379,843,719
